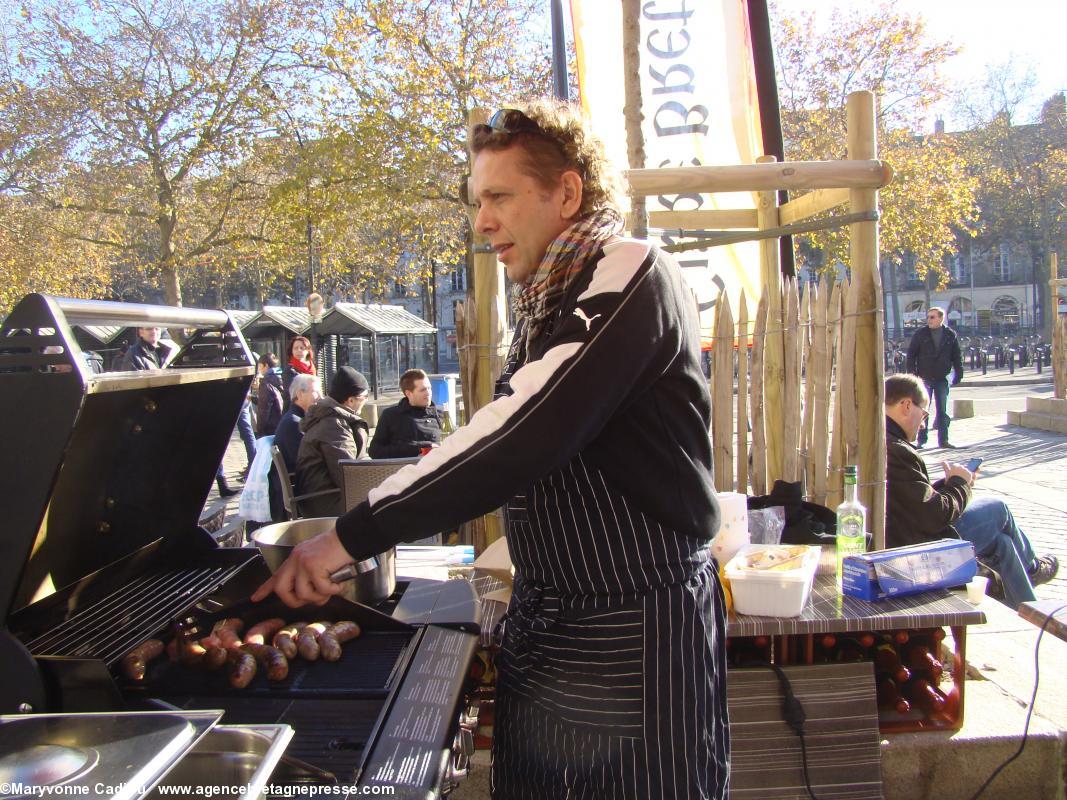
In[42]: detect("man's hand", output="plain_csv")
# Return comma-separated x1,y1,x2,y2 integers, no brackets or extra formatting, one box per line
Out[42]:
251,528,354,607
943,461,974,486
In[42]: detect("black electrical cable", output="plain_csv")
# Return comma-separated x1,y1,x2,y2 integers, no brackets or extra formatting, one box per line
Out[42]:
749,660,822,800
968,601,1067,800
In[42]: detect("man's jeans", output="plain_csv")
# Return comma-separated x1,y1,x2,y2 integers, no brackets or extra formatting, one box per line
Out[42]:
954,496,1036,609
236,399,256,464
918,378,950,446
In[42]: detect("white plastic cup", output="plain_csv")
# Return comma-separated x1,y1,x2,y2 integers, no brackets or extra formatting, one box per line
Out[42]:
966,575,989,604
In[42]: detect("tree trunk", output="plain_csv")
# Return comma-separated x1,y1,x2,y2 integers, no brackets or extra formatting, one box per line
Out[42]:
158,201,182,307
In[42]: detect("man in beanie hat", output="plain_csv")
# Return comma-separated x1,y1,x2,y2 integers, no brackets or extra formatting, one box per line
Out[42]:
294,367,370,517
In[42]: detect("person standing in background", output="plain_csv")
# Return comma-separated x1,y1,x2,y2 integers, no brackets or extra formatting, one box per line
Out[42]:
256,353,285,436
907,306,963,449
282,336,316,410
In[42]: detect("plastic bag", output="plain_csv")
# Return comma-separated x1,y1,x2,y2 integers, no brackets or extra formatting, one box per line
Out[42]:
238,435,275,523
748,506,786,546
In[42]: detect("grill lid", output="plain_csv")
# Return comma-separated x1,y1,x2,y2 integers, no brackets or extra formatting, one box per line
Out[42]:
0,294,255,619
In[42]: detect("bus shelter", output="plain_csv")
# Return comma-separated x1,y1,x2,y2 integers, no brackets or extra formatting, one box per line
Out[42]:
316,303,437,398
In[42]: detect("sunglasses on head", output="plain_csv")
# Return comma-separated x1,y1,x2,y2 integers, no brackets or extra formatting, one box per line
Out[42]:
485,108,542,135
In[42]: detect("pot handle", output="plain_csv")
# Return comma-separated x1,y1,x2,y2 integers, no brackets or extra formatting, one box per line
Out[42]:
329,555,380,583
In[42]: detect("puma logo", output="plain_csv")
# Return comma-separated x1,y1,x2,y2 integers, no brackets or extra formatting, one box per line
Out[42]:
573,307,602,331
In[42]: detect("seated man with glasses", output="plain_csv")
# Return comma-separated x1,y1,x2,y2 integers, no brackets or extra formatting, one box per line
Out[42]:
295,367,371,517
885,374,1057,609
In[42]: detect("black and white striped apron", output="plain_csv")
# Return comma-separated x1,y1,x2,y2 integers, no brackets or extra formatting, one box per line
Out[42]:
490,347,730,799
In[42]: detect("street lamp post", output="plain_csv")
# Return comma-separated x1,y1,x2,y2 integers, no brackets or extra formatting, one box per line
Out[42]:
306,291,324,376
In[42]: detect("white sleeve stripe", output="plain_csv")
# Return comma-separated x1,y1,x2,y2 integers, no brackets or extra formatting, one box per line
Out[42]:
368,255,655,515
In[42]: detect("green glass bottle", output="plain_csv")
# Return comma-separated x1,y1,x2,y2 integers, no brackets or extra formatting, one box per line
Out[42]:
836,465,868,587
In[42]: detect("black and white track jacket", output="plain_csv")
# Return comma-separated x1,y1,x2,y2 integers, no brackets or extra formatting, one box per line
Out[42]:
336,239,719,559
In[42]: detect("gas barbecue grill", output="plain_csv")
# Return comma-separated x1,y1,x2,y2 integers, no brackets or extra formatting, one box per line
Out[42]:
0,295,481,798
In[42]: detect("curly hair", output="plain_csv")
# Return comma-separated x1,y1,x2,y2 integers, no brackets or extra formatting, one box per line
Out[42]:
470,98,623,219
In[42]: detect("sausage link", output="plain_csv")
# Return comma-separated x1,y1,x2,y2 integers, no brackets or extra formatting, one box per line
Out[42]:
241,643,290,681
318,633,342,662
203,646,228,671
227,649,257,689
121,639,164,680
272,622,307,660
245,618,286,646
212,618,245,650
296,630,320,661
327,621,361,643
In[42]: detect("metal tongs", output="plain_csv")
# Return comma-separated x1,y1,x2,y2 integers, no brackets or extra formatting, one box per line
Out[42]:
329,555,381,584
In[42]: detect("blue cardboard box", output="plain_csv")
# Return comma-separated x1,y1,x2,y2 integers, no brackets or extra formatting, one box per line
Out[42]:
841,539,977,601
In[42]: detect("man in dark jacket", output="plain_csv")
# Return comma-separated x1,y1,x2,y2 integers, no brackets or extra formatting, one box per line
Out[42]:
885,374,1057,609
255,353,285,436
256,100,729,798
113,327,173,371
295,367,370,517
906,306,963,448
368,369,443,458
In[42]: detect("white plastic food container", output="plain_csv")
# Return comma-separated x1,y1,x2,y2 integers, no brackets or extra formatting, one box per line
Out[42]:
725,544,821,617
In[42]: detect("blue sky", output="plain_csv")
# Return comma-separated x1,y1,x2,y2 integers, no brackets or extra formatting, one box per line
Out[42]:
771,0,1067,131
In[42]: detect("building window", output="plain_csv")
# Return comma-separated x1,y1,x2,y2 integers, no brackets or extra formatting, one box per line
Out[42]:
450,269,465,292
992,245,1012,283
451,299,461,326
950,254,970,285
393,279,405,296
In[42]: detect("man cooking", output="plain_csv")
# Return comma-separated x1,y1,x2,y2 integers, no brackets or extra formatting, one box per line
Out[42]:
254,100,729,798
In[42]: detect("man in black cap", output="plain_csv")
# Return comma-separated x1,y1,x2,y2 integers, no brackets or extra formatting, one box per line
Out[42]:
294,367,370,517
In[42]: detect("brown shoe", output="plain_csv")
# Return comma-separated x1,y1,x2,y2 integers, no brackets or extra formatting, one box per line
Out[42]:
1028,555,1059,587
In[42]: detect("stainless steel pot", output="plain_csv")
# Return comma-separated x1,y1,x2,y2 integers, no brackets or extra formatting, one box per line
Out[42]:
251,517,396,606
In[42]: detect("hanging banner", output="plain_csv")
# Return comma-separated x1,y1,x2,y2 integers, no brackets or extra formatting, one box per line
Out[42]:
570,0,770,347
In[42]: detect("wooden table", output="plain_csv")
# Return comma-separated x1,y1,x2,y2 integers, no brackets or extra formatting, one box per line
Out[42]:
1018,599,1067,642
730,572,985,636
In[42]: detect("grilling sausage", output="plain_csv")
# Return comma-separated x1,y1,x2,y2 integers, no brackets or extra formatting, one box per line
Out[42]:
179,639,208,668
202,646,228,671
327,621,361,643
245,618,286,646
121,639,164,680
318,633,342,662
296,622,330,661
272,622,307,659
241,643,290,681
212,618,245,650
319,621,360,662
227,649,258,688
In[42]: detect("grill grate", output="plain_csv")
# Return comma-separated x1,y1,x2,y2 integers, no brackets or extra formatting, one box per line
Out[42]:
24,564,245,664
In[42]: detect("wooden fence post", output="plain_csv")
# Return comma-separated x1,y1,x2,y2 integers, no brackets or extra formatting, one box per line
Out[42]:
736,289,750,493
846,90,887,551
712,298,735,491
462,108,509,551
750,294,769,496
757,154,785,488
782,278,802,482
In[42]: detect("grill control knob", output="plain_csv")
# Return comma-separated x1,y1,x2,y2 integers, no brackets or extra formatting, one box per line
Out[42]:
144,400,158,413
98,522,111,533
17,703,32,713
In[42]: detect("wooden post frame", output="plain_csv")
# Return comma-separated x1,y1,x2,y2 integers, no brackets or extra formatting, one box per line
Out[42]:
846,91,887,551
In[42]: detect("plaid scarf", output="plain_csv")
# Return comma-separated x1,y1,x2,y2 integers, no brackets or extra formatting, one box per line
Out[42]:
512,207,623,345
